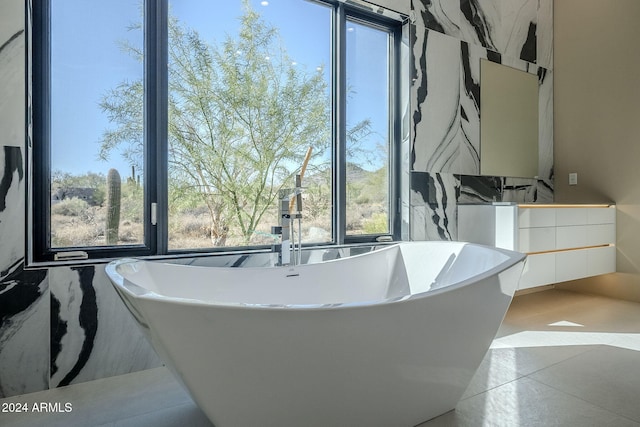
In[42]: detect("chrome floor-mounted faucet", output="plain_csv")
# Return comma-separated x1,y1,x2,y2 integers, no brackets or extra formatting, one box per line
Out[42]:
271,146,313,267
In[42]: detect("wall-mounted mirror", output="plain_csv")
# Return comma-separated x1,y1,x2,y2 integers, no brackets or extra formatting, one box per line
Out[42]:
480,59,539,178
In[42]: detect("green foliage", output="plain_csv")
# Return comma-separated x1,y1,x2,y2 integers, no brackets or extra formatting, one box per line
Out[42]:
120,178,144,223
362,211,388,234
52,170,105,188
52,170,106,206
99,81,144,170
51,197,90,217
97,0,378,246
98,1,334,246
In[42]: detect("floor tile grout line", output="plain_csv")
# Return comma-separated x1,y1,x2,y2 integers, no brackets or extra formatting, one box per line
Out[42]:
460,374,640,426
524,375,640,425
459,373,525,402
512,343,604,378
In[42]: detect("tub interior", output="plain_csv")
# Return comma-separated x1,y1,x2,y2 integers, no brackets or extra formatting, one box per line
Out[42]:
400,243,512,294
115,242,515,307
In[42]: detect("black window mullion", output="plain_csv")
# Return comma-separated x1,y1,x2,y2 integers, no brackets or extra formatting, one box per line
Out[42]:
340,7,401,243
30,0,403,265
390,25,403,241
145,0,168,255
31,0,52,262
333,4,347,245
31,0,156,263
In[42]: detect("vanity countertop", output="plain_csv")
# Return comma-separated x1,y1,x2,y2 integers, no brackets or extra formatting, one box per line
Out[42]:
458,202,614,207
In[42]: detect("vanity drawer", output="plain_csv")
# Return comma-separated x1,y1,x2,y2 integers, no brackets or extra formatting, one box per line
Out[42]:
554,246,616,283
587,245,616,276
556,249,589,283
519,252,556,290
588,207,616,224
556,225,589,250
458,204,616,290
556,207,588,226
554,223,615,250
587,223,616,246
518,227,555,253
518,208,556,228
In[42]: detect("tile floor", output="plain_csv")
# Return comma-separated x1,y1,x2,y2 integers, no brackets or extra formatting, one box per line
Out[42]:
2,289,640,426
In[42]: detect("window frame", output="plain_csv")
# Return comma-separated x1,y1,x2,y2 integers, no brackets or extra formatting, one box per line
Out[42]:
30,0,404,264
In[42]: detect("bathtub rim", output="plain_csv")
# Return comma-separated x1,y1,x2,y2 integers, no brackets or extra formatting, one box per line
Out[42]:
105,241,526,311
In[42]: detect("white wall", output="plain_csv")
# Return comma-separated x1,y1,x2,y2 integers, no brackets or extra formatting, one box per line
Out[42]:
554,0,640,301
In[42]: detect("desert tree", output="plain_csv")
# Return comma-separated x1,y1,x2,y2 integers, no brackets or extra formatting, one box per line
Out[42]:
99,1,335,245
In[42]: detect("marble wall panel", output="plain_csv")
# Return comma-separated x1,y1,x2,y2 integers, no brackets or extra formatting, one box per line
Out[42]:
412,34,553,179
502,177,541,203
458,175,540,204
537,0,553,70
459,0,538,64
0,0,52,399
414,0,553,69
0,147,25,274
409,0,554,226
411,0,461,38
412,171,552,243
49,265,161,388
536,178,554,204
0,12,24,150
457,174,502,203
459,41,486,174
0,267,49,398
401,23,412,241
410,172,459,240
411,29,464,174
538,67,554,187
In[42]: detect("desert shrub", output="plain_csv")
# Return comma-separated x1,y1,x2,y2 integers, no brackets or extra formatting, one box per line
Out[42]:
120,183,144,223
362,211,388,234
51,197,89,217
51,221,102,246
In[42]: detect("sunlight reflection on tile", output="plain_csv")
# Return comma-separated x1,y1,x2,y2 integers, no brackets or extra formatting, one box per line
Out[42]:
492,331,640,350
547,320,584,327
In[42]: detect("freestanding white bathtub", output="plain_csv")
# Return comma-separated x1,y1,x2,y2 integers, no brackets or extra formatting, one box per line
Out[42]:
106,241,525,427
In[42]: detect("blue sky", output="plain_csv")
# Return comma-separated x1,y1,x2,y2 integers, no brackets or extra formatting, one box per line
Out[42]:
51,0,389,177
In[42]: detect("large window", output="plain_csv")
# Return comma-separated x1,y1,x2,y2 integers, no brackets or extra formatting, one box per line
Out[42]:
31,0,404,262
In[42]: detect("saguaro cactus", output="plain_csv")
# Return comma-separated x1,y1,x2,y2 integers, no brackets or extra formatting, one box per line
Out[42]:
105,168,121,245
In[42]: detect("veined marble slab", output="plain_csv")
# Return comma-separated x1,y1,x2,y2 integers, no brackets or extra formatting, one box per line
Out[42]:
412,0,552,69
411,27,553,185
538,67,554,187
0,266,49,398
0,27,24,149
537,0,553,70
410,171,551,243
458,175,545,204
459,41,486,175
412,29,464,174
459,0,537,64
410,172,459,240
411,0,461,38
49,265,161,388
0,147,25,274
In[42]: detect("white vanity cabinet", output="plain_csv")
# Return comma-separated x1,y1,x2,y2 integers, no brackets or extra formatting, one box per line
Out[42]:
458,204,616,290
